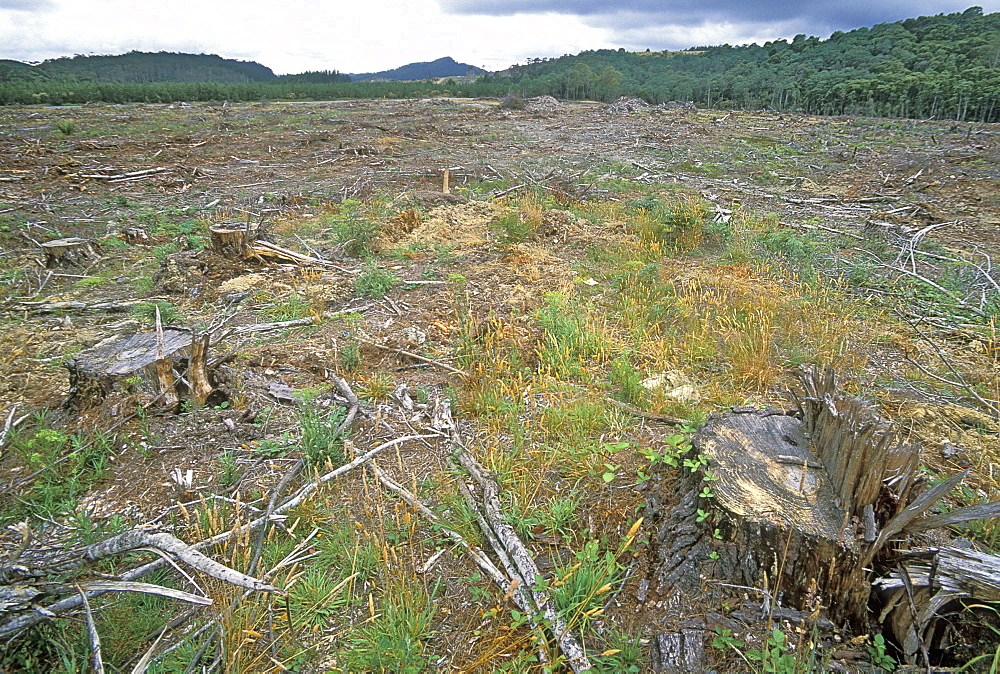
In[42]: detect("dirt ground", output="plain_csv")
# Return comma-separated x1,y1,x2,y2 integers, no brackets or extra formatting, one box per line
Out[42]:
1,98,999,670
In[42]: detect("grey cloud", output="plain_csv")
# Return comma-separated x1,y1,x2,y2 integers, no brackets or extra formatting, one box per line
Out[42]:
0,0,55,10
441,0,985,41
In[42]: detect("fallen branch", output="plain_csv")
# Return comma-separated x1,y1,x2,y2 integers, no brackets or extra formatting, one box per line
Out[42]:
78,585,105,674
453,439,592,672
216,303,375,341
360,339,468,377
605,397,688,425
14,297,172,314
83,529,277,593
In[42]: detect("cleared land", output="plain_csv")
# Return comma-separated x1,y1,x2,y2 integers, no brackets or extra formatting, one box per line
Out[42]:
1,98,999,671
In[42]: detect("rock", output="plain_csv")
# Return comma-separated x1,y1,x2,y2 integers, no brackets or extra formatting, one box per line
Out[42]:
641,371,702,403
401,326,427,345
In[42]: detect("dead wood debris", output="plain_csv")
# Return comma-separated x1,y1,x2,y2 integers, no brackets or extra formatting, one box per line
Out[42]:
0,377,443,654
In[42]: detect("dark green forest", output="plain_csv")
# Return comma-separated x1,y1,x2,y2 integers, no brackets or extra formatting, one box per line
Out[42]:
502,6,1000,121
0,51,277,84
1,7,999,122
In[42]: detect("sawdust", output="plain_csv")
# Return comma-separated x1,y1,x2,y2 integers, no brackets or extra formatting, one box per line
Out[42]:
405,200,501,250
219,273,267,293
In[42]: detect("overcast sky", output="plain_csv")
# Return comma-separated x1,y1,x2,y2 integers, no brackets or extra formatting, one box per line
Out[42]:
1,1,998,75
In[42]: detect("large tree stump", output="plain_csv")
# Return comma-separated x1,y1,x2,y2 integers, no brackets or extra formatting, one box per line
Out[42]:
40,237,99,268
644,368,922,669
644,367,1000,668
65,327,218,409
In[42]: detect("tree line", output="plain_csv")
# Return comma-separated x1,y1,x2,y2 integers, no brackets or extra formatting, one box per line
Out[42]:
502,6,1000,122
1,7,998,122
0,79,510,106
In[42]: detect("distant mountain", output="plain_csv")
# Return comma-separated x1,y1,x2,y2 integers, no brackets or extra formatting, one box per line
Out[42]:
7,51,277,84
348,57,485,82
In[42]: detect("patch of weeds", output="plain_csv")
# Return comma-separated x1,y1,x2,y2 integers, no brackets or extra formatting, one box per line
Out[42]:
315,515,380,583
322,198,382,257
354,264,398,299
1,427,115,525
260,290,315,321
97,569,179,668
491,203,540,244
339,338,361,371
608,355,647,406
218,450,240,486
54,120,76,135
0,621,87,672
152,241,180,262
636,197,711,251
72,273,113,290
132,275,155,293
539,398,609,445
339,581,436,672
592,628,645,672
298,398,347,468
286,564,353,629
130,301,185,325
360,372,394,402
251,434,293,459
538,492,582,540
549,538,626,631
536,293,611,377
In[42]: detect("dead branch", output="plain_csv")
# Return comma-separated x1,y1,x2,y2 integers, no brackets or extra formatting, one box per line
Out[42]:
0,526,272,640
360,339,468,377
78,585,105,674
605,397,687,425
15,298,172,314
453,440,592,672
83,529,277,593
214,303,374,342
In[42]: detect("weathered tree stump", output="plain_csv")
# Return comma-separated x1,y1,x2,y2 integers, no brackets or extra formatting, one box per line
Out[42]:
210,222,257,258
65,327,218,410
152,250,209,295
645,367,1000,669
121,227,149,244
644,368,919,669
40,237,99,268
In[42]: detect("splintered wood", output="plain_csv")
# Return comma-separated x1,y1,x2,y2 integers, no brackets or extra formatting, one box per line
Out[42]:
646,366,1000,670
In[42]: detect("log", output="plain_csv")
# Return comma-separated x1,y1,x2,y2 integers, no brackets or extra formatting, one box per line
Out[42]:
65,327,217,409
40,237,99,268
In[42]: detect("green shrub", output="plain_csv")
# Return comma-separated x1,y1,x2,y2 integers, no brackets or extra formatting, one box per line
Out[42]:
354,265,398,298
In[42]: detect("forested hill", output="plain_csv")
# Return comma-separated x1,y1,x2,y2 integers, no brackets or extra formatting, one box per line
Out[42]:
501,6,1000,122
3,52,276,83
349,57,485,81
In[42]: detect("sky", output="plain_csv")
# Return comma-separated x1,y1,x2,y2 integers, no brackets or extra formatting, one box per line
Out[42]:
1,0,998,75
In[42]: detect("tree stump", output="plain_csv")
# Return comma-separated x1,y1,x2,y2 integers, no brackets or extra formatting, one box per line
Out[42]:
210,222,258,258
644,367,924,669
40,237,99,268
121,227,149,244
65,328,218,410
